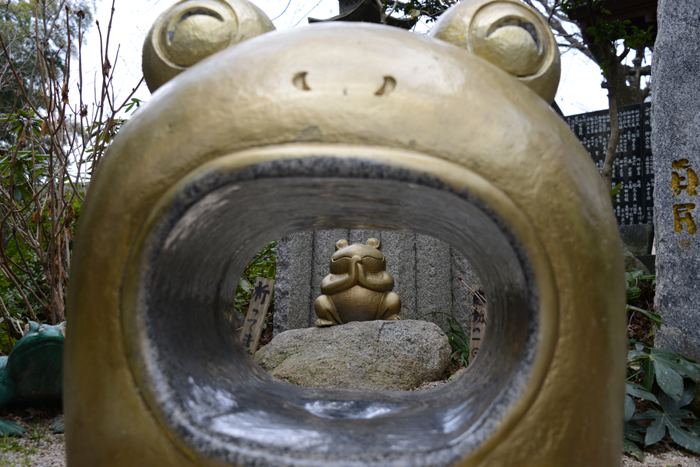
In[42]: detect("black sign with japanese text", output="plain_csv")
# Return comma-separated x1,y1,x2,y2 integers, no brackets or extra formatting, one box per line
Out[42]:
563,103,654,225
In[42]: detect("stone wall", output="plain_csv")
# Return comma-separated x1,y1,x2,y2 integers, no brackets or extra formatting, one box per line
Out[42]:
652,0,700,360
273,230,480,336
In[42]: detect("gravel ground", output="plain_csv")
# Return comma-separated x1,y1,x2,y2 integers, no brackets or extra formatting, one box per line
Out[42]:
0,409,64,467
621,450,700,466
0,404,697,466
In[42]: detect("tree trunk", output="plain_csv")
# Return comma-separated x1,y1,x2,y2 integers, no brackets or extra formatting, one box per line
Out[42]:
601,60,621,191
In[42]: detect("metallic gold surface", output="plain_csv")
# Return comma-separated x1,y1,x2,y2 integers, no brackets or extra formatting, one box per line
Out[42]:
430,0,561,102
142,0,275,92
120,144,560,467
66,3,625,466
314,238,402,326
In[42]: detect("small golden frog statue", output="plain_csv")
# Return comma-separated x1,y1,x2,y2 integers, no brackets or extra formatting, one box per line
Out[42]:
314,238,401,326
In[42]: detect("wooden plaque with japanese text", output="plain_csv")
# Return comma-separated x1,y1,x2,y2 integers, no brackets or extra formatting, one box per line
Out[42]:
240,277,275,357
470,287,487,362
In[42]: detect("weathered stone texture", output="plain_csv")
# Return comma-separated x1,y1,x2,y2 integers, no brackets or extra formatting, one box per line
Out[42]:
451,248,479,336
415,234,452,329
652,0,700,360
380,231,418,320
273,231,313,335
273,230,481,336
255,320,451,391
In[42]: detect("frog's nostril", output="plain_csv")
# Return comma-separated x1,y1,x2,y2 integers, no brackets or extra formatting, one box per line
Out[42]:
375,76,396,96
293,72,311,91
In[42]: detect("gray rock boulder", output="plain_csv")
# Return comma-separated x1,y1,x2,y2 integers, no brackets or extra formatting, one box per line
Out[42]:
254,320,451,391
621,240,649,273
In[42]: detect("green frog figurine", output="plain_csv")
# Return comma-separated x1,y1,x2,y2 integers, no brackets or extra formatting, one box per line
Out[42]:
0,321,65,436
314,238,401,326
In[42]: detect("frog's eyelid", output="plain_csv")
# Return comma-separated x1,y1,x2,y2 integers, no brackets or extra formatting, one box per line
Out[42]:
488,17,540,51
180,8,223,23
167,9,225,45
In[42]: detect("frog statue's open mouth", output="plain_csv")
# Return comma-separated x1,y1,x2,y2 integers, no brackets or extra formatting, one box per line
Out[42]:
65,0,626,466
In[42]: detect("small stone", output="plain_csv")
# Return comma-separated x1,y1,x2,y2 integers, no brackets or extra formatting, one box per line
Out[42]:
254,319,451,391
621,240,649,273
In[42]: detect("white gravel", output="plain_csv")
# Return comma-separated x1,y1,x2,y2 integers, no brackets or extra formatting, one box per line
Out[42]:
0,409,64,467
621,450,700,466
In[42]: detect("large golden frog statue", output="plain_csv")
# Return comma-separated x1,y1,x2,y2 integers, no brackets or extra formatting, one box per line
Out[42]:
65,0,626,466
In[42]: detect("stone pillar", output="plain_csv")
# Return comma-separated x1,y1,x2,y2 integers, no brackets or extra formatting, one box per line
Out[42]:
272,231,313,335
415,234,452,329
652,0,700,360
273,230,481,336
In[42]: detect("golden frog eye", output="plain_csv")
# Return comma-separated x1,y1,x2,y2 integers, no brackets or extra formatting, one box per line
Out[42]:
430,0,560,103
143,0,275,92
159,1,238,68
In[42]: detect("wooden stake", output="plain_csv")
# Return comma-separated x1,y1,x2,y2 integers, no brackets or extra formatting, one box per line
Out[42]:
469,286,487,362
240,277,275,357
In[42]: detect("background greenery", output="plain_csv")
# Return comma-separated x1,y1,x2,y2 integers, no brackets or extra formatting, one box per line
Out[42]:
623,270,700,460
0,0,139,352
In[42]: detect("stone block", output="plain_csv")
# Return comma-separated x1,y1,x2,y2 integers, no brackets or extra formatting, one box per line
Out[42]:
619,224,654,256
273,232,313,335
636,255,656,274
652,0,700,361
451,247,480,337
380,231,418,320
415,234,452,329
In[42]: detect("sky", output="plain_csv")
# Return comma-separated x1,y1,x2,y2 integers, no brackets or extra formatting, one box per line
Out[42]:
75,0,612,117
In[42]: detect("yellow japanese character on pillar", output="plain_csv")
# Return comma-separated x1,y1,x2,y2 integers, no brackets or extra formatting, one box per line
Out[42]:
674,203,697,234
671,159,699,197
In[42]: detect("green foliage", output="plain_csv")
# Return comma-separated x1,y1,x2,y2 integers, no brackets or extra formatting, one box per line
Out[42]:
626,269,655,302
559,0,654,80
0,0,93,113
623,269,700,459
444,316,470,368
586,18,654,79
0,433,24,453
625,342,700,459
0,1,143,353
586,19,654,51
123,98,143,114
611,182,622,203
626,304,662,335
383,0,453,22
625,269,661,332
234,241,277,319
84,98,143,160
418,311,470,368
0,244,47,353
